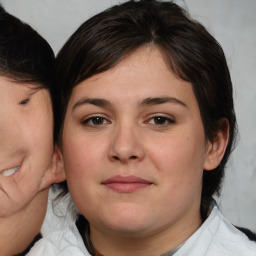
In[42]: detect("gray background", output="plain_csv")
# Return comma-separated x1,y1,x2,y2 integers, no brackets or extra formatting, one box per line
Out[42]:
1,0,255,231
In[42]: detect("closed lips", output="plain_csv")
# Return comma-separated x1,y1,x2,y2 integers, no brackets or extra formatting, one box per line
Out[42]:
102,175,153,193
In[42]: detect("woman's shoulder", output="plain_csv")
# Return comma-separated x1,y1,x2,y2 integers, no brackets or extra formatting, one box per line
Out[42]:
176,204,256,256
211,208,256,255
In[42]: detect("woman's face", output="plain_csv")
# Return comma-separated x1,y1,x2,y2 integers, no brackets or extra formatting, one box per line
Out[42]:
62,47,221,238
0,77,59,217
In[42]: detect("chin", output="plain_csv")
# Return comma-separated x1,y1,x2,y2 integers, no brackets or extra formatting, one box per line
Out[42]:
105,222,151,237
98,206,154,236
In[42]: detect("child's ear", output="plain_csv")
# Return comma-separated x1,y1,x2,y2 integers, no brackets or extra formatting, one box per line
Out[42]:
40,146,65,191
204,119,229,171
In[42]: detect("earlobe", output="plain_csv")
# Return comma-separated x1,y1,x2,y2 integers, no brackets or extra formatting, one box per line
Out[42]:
40,146,66,190
204,119,229,171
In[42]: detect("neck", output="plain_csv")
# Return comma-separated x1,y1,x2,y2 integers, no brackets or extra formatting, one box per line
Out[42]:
0,189,49,256
90,206,202,256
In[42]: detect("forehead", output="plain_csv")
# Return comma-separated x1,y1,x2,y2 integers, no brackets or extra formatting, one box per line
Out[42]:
69,47,199,110
0,76,40,94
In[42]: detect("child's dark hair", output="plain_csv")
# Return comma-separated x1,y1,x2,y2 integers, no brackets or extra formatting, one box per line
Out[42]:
0,5,57,139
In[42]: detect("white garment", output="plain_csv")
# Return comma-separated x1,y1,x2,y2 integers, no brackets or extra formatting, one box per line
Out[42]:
174,204,256,256
26,188,89,256
27,192,256,256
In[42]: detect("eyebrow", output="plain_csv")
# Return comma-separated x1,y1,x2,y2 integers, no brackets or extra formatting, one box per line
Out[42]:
141,97,187,108
72,98,111,111
13,83,41,94
72,96,187,111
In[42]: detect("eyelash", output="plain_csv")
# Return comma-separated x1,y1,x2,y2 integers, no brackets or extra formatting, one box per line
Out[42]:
147,115,175,127
81,116,110,126
80,115,175,128
19,98,30,105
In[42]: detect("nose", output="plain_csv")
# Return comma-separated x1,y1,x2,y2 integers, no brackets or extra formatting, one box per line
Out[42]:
108,124,145,163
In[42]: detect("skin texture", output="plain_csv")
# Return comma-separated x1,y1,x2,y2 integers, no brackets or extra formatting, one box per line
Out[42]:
0,76,65,255
62,46,229,256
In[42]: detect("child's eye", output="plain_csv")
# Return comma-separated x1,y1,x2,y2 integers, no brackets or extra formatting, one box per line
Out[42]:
19,98,30,105
81,116,110,126
148,116,175,126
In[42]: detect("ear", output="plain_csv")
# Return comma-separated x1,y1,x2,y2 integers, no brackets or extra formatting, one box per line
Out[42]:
204,119,229,171
39,146,66,190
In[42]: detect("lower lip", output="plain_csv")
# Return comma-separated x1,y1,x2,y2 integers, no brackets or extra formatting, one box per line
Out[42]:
104,182,151,193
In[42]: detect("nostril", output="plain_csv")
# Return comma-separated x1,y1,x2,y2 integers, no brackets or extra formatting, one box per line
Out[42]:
112,155,137,161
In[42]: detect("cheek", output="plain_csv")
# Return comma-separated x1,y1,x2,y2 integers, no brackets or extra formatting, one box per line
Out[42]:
148,130,206,190
63,135,102,182
26,117,54,174
18,100,54,151
18,113,54,189
31,127,53,153
63,139,96,214
144,134,206,219
62,133,108,211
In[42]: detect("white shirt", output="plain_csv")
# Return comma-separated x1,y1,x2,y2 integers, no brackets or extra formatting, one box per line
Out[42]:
26,188,89,256
173,204,256,256
27,192,256,256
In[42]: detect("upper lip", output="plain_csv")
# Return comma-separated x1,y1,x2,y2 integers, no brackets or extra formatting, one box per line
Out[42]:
102,175,152,184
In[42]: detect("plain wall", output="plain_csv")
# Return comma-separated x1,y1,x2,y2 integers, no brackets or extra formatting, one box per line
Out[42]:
1,0,256,231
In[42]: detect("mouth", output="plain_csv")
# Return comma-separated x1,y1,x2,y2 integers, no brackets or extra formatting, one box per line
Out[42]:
1,166,20,177
102,175,153,193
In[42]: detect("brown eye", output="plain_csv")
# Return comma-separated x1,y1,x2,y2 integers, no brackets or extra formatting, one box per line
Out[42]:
91,117,105,125
148,116,175,126
81,116,110,127
153,116,167,125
